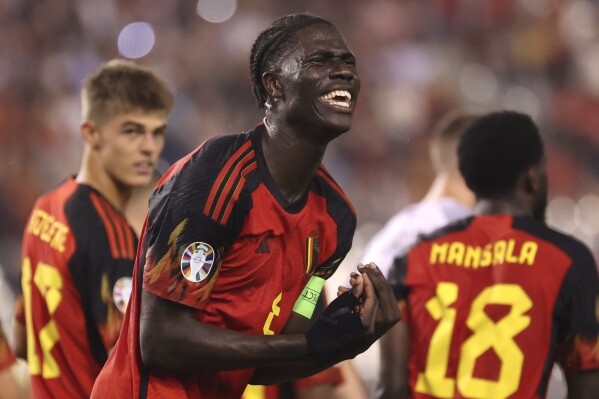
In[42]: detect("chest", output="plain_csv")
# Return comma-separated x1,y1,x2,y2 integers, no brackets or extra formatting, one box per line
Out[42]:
203,189,340,333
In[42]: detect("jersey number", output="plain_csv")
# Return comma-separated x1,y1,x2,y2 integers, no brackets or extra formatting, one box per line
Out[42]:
416,282,532,399
22,257,63,378
263,292,282,335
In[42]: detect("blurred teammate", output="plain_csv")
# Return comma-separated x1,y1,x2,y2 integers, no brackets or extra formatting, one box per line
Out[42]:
14,59,174,398
379,111,599,398
360,110,476,277
92,13,399,399
355,110,477,396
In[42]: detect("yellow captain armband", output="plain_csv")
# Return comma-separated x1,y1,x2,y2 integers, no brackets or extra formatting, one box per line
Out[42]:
293,275,326,319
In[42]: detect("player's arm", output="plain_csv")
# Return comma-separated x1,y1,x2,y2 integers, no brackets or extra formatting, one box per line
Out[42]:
556,242,599,399
377,255,411,399
12,322,26,360
140,289,309,370
12,295,26,359
142,263,399,380
248,263,401,384
377,317,410,399
563,369,599,399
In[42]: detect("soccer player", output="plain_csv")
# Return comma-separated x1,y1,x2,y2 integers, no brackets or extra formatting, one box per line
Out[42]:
91,13,399,399
14,59,174,398
355,110,477,396
360,110,476,277
378,111,599,398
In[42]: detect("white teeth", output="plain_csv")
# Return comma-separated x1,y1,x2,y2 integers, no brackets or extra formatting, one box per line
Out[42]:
319,90,352,106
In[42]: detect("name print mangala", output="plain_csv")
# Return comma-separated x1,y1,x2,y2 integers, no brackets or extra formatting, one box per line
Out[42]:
429,239,538,269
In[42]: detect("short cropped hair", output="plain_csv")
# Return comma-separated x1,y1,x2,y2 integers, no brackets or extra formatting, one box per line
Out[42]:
81,59,174,126
249,13,335,108
429,110,477,173
457,111,544,198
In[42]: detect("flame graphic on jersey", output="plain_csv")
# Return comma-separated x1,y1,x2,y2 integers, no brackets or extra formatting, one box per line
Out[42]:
145,218,223,304
147,219,188,286
100,273,123,350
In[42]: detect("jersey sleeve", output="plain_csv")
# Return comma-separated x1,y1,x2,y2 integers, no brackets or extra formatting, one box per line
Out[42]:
67,199,137,360
142,137,251,310
555,243,599,371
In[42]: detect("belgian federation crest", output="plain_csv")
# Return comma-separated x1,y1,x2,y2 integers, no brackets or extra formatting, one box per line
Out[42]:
180,242,215,283
113,277,132,314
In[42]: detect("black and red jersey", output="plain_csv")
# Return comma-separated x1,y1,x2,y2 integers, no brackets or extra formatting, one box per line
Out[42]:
19,177,137,399
92,123,356,399
388,215,599,399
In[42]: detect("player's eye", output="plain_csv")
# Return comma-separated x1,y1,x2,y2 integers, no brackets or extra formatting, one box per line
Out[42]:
123,127,143,135
153,128,167,137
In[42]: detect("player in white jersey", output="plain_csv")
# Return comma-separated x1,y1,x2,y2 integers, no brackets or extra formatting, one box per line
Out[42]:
361,111,476,277
356,110,477,397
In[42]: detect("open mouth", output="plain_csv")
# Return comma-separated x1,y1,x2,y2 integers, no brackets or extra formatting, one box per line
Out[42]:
319,90,352,108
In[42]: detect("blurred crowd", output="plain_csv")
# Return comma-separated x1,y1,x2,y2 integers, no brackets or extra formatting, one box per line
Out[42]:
2,0,599,335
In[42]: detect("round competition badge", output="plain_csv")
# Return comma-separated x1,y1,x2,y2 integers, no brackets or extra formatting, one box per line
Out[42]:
181,242,215,283
113,277,133,314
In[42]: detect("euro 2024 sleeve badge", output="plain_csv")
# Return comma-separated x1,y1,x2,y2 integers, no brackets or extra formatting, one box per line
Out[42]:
180,242,215,283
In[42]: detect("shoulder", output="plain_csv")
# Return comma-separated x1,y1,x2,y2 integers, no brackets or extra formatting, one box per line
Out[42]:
437,198,473,220
32,177,78,210
417,215,475,244
152,131,254,203
67,185,134,249
313,165,355,215
146,129,260,233
160,131,254,190
513,216,595,266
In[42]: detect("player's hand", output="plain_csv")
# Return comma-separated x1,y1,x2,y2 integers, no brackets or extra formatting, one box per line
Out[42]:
306,262,399,365
357,262,401,341
338,263,400,340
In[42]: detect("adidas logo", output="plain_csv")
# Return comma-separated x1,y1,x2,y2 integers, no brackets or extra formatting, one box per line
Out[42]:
255,238,271,254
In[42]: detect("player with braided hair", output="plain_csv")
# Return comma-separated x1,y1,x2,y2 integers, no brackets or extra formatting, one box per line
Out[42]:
91,13,399,399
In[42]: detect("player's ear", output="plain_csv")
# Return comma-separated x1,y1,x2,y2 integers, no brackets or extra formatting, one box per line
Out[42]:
263,71,282,99
524,165,542,194
80,121,101,149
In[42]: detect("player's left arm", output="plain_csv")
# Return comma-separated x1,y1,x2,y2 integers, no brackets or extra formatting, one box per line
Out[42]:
564,368,599,399
11,295,26,360
377,255,411,399
556,242,599,398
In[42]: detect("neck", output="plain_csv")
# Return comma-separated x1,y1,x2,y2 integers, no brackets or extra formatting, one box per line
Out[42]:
422,171,475,209
76,149,132,212
261,117,327,204
474,197,531,218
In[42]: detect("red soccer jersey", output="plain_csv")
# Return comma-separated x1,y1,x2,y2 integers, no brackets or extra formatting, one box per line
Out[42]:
92,124,356,399
388,215,599,399
20,177,137,399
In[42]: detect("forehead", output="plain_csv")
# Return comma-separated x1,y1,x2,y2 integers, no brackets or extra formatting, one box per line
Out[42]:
102,109,167,127
293,23,352,56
